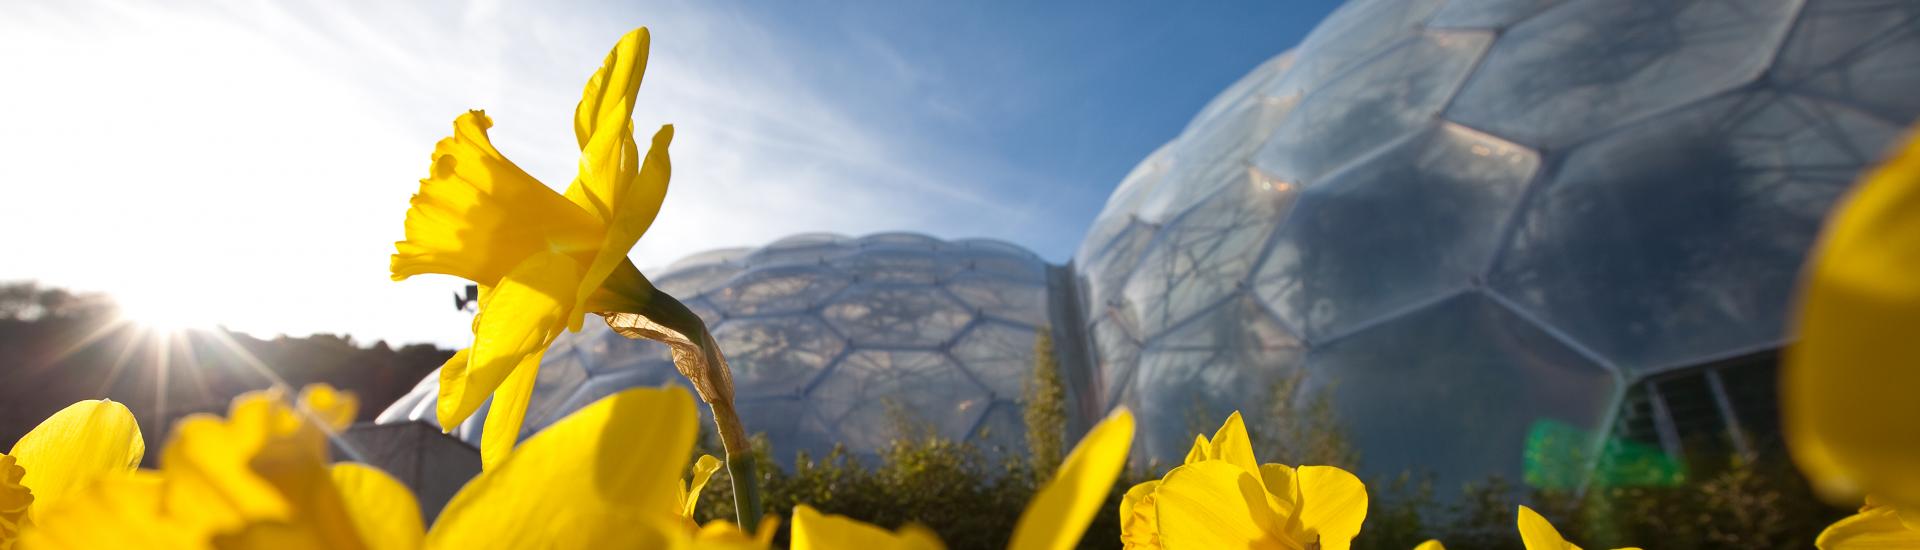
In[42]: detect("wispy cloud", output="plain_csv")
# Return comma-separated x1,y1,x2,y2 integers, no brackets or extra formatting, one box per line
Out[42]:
0,0,1042,346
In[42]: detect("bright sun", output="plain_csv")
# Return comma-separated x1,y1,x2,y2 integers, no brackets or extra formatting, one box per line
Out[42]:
115,290,221,333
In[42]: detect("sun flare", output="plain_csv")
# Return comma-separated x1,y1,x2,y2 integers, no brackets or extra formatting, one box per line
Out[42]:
114,290,219,334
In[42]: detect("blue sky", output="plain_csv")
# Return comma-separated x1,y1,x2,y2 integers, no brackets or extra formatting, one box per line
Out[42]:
0,0,1340,345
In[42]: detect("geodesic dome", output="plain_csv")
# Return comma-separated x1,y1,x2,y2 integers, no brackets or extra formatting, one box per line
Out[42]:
1075,0,1920,489
379,232,1068,463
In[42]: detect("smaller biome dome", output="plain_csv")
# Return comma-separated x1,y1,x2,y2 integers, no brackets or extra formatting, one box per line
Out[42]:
378,233,1069,464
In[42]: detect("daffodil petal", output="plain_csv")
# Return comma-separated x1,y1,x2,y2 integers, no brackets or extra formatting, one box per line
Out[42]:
1184,434,1209,466
425,386,698,548
1208,412,1264,483
1817,505,1920,550
568,124,672,331
154,389,370,549
1786,129,1920,506
436,250,577,431
1516,505,1577,550
790,504,945,550
15,472,201,550
573,28,649,159
1153,461,1288,549
1415,540,1448,550
330,463,424,550
1009,408,1134,550
683,455,722,518
391,111,601,285
298,385,358,432
687,518,778,550
1118,480,1161,550
2,454,31,546
1259,464,1300,513
1296,466,1367,550
478,350,545,471
9,400,144,518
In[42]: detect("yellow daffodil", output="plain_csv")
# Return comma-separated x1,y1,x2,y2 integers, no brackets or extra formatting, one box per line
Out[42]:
1785,127,1920,507
389,25,678,471
678,455,723,526
2,455,27,549
1119,411,1367,550
21,384,756,549
1816,497,1920,549
791,505,946,550
1515,505,1638,550
1414,540,1446,550
1786,128,1920,547
790,408,1137,550
0,399,145,550
20,385,362,549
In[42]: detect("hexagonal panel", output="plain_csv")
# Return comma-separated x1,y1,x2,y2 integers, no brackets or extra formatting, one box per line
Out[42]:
735,397,837,464
858,232,944,250
1256,122,1539,342
680,296,725,326
1080,220,1157,312
1254,30,1494,187
766,232,852,249
1304,292,1616,495
950,250,1048,283
1089,312,1143,407
1122,173,1297,336
1490,91,1902,374
1132,295,1305,461
944,275,1049,327
822,284,974,348
563,325,678,376
835,249,949,285
1080,145,1176,262
743,246,850,269
651,261,744,298
541,364,690,433
712,315,846,398
1140,89,1300,223
1182,51,1295,144
949,321,1043,400
1769,0,1920,124
707,265,851,317
809,350,992,452
1445,0,1802,148
665,247,752,271
958,238,1043,260
1426,0,1565,30
1265,0,1447,98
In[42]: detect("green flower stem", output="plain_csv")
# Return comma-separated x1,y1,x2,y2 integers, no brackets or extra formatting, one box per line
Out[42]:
708,398,761,530
595,264,763,531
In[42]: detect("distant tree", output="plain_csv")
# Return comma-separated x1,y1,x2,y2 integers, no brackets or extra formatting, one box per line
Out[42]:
1023,328,1067,479
1252,366,1357,469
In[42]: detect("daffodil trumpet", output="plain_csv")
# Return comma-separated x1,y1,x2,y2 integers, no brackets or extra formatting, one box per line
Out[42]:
389,26,762,529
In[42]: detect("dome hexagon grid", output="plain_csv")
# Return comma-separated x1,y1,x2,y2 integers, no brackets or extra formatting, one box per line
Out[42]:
1075,0,1919,488
379,232,1065,463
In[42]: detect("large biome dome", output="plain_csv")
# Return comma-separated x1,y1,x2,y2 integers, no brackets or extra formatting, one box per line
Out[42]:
1074,0,1919,488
